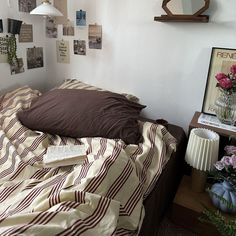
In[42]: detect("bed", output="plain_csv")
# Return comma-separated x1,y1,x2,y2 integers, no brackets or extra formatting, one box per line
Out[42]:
0,82,186,236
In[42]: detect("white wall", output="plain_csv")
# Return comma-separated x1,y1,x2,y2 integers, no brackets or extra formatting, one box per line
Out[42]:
0,0,47,93
45,0,236,130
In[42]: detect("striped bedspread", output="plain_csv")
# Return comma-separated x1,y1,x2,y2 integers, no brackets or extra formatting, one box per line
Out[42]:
0,86,176,236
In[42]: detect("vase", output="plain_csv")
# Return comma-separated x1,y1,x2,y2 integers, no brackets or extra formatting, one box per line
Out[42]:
215,91,236,125
210,181,236,213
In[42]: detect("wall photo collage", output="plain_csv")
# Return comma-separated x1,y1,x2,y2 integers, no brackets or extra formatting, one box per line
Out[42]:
0,0,103,74
50,0,103,64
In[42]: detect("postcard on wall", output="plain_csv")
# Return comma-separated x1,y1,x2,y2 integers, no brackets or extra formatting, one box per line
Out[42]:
76,10,86,26
88,24,102,49
63,21,74,36
54,0,68,25
18,0,36,13
74,40,86,56
0,37,8,63
27,47,44,69
46,17,57,38
56,40,70,64
0,20,3,33
19,24,33,43
10,58,25,75
202,47,236,115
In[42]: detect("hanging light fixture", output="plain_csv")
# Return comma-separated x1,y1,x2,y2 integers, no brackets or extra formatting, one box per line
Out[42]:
30,0,63,17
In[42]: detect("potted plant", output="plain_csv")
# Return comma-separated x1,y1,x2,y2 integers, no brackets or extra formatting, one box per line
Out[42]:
199,145,236,236
7,19,22,66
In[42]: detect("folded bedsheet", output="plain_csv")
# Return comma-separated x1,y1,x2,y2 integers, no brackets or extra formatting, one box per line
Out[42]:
0,86,176,236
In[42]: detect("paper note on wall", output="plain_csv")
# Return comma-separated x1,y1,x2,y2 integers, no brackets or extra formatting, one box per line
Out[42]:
0,37,8,63
56,40,70,64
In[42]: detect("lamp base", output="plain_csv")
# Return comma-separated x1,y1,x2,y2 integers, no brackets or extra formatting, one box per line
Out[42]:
191,168,207,193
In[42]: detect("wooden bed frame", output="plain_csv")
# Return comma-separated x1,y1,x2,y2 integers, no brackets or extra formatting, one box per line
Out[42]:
139,123,187,235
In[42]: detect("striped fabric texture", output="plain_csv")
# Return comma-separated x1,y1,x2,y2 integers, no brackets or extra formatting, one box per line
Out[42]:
0,86,176,236
57,79,140,103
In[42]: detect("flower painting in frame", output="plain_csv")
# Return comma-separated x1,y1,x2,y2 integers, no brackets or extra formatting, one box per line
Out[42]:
202,47,236,115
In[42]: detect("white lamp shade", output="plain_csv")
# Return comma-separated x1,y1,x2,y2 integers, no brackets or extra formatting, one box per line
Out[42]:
185,128,219,171
30,1,63,17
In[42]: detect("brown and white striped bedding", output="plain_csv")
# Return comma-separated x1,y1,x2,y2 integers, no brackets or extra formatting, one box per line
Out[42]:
0,86,176,236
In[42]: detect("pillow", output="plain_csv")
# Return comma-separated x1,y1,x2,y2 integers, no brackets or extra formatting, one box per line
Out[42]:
17,89,146,144
57,79,140,103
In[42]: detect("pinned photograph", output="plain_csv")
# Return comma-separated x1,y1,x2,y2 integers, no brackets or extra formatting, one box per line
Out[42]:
0,20,3,33
63,21,74,36
88,24,102,49
19,24,33,43
74,40,86,56
10,58,25,75
0,37,8,63
27,47,44,69
56,40,70,64
76,10,86,26
46,17,57,38
18,0,36,13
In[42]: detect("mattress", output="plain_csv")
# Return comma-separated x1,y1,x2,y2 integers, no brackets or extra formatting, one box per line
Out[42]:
0,86,178,235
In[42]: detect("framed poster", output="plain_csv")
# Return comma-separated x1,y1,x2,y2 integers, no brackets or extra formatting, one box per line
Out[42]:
202,47,236,115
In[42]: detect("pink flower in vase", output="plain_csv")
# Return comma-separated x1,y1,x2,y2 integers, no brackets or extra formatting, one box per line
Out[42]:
218,78,233,89
215,73,228,81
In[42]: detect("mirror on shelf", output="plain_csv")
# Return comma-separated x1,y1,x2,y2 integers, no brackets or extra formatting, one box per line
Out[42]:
154,0,210,23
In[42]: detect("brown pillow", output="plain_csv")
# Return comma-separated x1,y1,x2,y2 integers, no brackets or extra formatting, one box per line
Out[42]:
17,89,146,144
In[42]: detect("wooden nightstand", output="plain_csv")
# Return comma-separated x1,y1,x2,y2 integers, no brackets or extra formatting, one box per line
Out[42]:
189,111,235,138
170,176,236,235
189,111,236,158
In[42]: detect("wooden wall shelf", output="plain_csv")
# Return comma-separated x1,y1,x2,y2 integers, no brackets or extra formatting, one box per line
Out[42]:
154,15,209,23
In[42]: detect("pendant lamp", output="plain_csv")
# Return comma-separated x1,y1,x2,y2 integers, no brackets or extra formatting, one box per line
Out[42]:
30,0,63,17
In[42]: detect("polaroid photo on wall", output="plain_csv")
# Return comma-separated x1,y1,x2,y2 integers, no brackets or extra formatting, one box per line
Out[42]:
76,10,86,26
88,24,102,49
46,17,58,38
63,21,75,36
10,58,25,75
27,47,44,69
74,40,86,56
18,0,36,13
0,20,3,33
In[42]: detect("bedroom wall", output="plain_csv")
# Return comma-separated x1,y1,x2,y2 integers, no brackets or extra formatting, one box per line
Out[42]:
45,0,236,130
0,0,47,93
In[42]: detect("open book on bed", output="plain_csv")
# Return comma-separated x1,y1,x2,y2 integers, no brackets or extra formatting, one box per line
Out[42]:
44,145,87,167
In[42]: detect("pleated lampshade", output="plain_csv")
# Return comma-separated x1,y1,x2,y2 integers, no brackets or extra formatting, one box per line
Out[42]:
30,0,63,17
185,128,220,192
185,128,219,171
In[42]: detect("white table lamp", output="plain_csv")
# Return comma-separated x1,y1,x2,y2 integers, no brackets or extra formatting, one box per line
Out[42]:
185,128,219,192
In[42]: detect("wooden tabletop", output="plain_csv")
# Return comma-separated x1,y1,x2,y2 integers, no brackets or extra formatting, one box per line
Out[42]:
189,111,236,138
